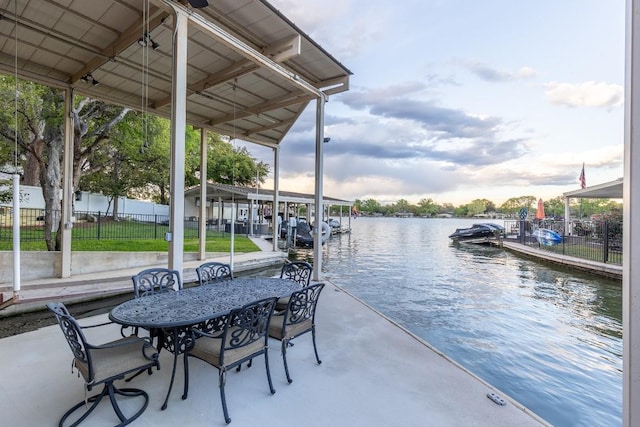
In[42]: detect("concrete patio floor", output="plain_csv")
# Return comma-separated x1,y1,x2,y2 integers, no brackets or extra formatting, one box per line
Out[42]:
0,280,548,426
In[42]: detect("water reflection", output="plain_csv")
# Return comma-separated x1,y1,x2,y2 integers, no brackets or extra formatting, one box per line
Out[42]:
289,217,622,427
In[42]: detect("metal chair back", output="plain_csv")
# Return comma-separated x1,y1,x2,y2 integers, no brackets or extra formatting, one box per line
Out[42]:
132,267,182,298
47,302,94,382
280,261,313,287
196,262,232,286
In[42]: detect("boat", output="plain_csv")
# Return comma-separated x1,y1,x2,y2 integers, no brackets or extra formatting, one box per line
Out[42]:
327,218,351,235
448,223,505,242
294,221,332,247
532,228,562,246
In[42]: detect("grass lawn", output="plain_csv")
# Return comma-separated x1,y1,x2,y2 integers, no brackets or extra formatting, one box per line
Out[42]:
0,236,259,252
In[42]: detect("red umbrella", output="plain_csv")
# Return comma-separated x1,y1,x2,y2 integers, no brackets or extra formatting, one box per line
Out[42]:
535,198,545,220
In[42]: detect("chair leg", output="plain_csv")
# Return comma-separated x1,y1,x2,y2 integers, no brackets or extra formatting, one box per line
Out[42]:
264,352,276,394
235,358,253,372
60,383,149,427
60,386,106,427
311,326,322,365
108,386,149,426
281,339,293,384
219,369,231,424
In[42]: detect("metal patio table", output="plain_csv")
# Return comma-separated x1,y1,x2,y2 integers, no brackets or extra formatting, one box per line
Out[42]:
109,277,300,410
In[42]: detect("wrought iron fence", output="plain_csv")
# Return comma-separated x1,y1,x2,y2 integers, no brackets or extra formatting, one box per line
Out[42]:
504,219,622,265
0,208,232,242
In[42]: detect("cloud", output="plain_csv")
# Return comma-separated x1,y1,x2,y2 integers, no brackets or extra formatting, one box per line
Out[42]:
544,81,623,108
455,60,537,82
268,0,388,59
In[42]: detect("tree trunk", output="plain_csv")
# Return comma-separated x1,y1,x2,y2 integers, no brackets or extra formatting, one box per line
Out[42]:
38,138,62,251
22,143,43,186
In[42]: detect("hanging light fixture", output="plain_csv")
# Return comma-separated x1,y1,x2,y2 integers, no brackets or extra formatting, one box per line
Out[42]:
138,32,160,50
80,73,99,86
188,0,209,8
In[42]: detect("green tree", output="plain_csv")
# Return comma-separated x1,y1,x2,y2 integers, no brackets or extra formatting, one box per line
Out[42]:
360,198,381,214
545,196,565,218
391,199,411,214
0,179,13,204
416,198,439,217
207,136,269,186
467,199,488,217
500,196,536,216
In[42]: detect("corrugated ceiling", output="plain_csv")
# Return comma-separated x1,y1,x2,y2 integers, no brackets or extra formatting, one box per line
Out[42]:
0,0,351,147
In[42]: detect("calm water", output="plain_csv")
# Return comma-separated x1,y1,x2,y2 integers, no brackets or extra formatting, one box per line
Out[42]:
291,217,622,427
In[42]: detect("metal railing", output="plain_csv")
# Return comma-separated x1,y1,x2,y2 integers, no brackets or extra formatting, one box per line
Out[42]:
0,208,235,242
504,219,622,265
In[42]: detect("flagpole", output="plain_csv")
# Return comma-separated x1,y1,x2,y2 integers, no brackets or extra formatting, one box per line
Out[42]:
579,163,586,220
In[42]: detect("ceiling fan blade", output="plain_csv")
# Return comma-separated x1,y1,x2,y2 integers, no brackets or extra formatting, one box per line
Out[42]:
188,0,209,8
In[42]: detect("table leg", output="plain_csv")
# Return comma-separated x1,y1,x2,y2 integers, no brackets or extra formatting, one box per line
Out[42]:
161,328,180,410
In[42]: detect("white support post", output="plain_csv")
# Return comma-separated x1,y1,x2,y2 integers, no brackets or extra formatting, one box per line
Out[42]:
59,88,74,278
564,197,571,235
313,96,326,281
168,9,188,279
199,128,207,260
272,146,280,251
623,1,640,425
12,173,20,300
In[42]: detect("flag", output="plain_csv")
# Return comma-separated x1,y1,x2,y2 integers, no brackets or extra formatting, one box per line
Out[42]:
579,163,586,189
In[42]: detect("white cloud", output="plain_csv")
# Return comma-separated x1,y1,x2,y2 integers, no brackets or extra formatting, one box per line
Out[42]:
455,59,537,82
544,81,623,108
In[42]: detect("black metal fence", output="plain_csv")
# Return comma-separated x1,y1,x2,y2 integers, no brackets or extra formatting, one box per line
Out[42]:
0,208,228,241
504,219,623,265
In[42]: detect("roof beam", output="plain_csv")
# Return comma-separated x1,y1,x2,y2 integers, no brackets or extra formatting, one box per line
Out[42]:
154,35,301,108
208,92,311,126
71,8,171,84
161,0,323,98
318,75,350,95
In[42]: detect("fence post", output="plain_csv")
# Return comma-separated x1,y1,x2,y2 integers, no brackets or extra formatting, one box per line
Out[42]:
154,214,158,239
603,221,609,263
97,211,101,240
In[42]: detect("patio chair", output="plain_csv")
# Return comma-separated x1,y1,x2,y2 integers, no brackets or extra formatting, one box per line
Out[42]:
132,267,182,298
276,261,313,311
196,261,233,286
269,282,325,383
183,297,278,424
280,261,313,286
47,302,159,427
126,267,182,378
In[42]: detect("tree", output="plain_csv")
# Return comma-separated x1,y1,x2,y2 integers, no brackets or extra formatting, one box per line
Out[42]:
467,199,488,217
391,199,411,214
416,198,439,217
206,136,269,186
360,198,381,214
500,196,536,216
0,76,134,249
546,196,566,218
0,179,13,204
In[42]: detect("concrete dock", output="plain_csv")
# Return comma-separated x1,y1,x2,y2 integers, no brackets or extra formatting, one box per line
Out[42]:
0,236,549,426
0,279,548,426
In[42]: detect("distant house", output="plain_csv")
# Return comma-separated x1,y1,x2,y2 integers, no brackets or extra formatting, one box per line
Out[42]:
394,212,414,218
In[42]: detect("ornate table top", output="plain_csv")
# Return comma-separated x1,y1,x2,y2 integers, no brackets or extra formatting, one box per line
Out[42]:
109,277,299,329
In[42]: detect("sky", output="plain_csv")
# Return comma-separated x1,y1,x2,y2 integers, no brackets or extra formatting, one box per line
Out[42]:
237,0,625,207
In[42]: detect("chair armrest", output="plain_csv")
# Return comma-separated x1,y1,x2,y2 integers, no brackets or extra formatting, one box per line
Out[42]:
79,320,114,330
192,328,218,339
87,336,159,361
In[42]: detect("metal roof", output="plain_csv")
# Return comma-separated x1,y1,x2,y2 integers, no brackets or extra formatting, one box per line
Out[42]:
0,0,351,147
563,177,623,199
184,183,353,206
